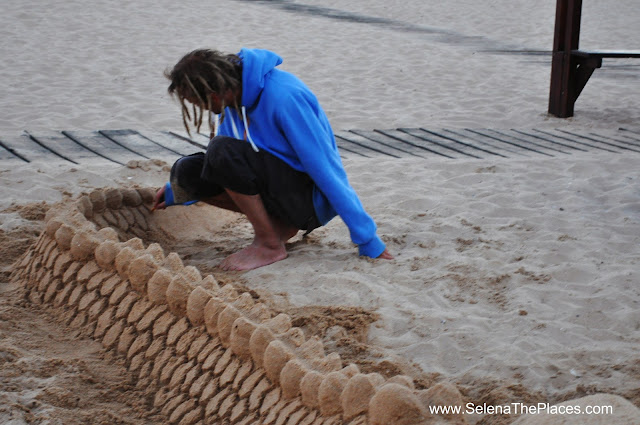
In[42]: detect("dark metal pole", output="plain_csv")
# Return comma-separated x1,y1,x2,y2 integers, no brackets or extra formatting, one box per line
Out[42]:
548,0,583,117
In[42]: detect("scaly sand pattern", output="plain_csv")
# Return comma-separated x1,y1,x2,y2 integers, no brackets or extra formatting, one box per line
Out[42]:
10,186,469,425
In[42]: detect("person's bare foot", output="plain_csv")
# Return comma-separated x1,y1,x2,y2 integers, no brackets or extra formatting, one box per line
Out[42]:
219,241,287,271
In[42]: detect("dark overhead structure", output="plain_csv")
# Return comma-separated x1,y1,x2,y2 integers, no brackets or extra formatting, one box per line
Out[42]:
548,0,640,118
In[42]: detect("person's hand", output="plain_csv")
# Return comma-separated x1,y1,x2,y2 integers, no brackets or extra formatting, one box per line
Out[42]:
378,248,393,260
152,185,167,211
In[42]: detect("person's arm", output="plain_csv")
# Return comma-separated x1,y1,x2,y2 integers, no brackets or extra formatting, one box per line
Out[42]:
276,92,387,258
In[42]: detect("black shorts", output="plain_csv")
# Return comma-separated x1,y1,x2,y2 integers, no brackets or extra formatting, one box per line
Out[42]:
170,136,321,231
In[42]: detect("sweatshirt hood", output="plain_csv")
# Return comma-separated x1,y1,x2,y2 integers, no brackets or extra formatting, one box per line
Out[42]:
238,48,283,109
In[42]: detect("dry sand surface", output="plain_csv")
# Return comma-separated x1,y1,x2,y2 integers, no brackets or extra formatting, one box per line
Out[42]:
1,0,639,424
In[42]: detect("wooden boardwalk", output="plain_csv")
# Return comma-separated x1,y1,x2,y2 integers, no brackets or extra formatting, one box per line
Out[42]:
1,127,639,165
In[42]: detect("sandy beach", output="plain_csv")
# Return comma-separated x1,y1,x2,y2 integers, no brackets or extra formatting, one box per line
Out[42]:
1,0,639,424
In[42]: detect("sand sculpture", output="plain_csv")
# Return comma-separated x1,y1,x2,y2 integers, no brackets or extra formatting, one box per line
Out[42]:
11,186,469,425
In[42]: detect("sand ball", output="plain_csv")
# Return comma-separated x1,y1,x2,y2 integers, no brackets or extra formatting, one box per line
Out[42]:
297,337,325,362
95,240,119,269
89,190,107,213
186,286,211,326
137,187,156,205
366,372,386,388
369,383,426,425
143,243,165,263
265,313,292,334
115,246,136,279
55,224,76,251
163,252,184,273
166,275,193,317
70,231,99,260
183,265,202,284
97,227,119,241
123,237,144,250
248,302,271,322
122,188,143,207
300,370,324,408
200,275,220,292
418,382,464,421
147,268,173,305
341,364,360,378
263,340,294,384
229,316,257,359
70,211,90,227
218,284,239,301
280,358,308,400
341,373,377,420
318,371,349,416
203,296,225,336
310,352,343,374
76,195,93,218
388,375,416,390
217,305,241,346
104,188,123,209
45,218,64,238
44,206,63,223
249,325,276,368
128,254,158,293
283,327,306,347
232,292,255,313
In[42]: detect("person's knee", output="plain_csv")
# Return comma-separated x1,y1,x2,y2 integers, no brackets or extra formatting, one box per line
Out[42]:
203,136,260,195
206,136,240,164
170,153,205,190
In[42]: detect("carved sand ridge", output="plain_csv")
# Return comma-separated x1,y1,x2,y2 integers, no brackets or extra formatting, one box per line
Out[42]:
10,187,467,425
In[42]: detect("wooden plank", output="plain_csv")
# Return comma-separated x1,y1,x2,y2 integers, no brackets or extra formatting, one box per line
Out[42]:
335,132,402,158
333,136,373,158
99,130,183,162
0,140,25,163
4,127,639,166
0,134,64,163
25,131,101,164
618,128,640,144
413,128,507,158
336,142,370,158
619,134,640,146
398,128,485,158
62,131,138,165
487,129,573,154
510,129,589,152
556,129,640,153
619,128,640,137
374,128,464,159
533,128,617,152
464,129,556,157
167,131,208,150
349,130,427,158
588,130,640,149
136,130,205,157
443,129,528,157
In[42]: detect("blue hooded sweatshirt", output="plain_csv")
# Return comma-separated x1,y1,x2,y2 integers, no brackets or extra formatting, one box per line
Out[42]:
216,48,386,258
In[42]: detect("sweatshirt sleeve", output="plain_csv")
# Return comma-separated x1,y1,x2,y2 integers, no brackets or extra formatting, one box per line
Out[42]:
276,92,386,258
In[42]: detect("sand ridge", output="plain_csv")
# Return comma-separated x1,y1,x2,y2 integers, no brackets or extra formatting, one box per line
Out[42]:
10,186,470,424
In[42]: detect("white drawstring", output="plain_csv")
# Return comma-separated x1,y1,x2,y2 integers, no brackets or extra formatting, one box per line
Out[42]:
242,106,259,152
212,114,220,137
218,108,260,153
229,112,241,140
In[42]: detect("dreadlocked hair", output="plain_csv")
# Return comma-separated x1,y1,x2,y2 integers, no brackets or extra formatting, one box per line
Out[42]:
165,49,242,137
